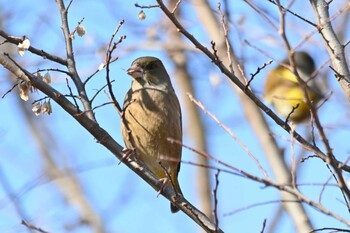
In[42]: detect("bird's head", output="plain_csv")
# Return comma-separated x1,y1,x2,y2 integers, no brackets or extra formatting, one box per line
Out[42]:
283,51,316,76
127,56,173,89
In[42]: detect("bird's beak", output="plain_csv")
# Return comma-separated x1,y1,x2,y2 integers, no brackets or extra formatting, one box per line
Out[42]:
127,63,143,79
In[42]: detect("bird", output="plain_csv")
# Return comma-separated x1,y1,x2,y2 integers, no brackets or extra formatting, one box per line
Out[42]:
263,52,323,123
121,56,183,213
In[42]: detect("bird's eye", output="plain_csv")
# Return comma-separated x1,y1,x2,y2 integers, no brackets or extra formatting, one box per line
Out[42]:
145,62,155,70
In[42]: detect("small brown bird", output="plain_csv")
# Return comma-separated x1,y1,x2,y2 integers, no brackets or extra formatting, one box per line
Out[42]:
264,52,323,122
121,56,183,213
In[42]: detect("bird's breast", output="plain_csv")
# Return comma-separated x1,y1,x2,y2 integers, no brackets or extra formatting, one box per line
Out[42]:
121,87,182,163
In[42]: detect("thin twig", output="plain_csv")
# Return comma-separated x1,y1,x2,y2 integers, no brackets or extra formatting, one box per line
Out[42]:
180,160,244,177
217,2,233,73
246,59,273,90
289,125,297,189
90,80,115,104
266,0,317,27
159,162,180,196
134,3,159,8
224,199,301,216
91,101,114,112
21,220,49,233
243,0,279,31
0,30,67,66
2,82,18,98
32,96,50,104
260,219,267,233
65,78,80,112
309,227,350,233
70,17,85,38
187,93,269,178
105,41,123,115
104,20,125,115
171,0,182,13
66,0,73,11
213,169,220,232
35,68,70,76
319,173,333,204
83,57,118,86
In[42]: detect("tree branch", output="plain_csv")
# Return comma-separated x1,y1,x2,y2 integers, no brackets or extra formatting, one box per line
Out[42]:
56,0,95,121
310,0,350,100
0,29,68,66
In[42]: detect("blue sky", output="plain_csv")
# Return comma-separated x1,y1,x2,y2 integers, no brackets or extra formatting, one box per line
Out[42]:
0,1,349,233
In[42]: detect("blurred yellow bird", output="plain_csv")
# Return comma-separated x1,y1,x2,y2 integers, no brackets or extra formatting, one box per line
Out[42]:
264,52,323,122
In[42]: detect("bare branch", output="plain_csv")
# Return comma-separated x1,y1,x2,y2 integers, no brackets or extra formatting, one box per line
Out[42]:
2,82,18,99
187,93,269,178
134,3,159,8
310,0,350,100
266,0,317,27
213,170,220,232
104,20,126,115
21,220,49,233
0,30,67,66
56,0,95,120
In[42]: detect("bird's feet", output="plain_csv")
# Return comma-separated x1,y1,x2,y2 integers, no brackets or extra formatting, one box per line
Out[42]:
157,177,168,197
119,148,135,165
